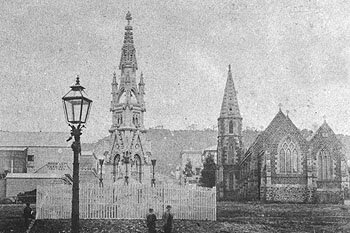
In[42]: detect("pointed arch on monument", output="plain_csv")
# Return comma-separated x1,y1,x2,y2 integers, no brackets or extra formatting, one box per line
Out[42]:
134,154,142,182
113,154,121,182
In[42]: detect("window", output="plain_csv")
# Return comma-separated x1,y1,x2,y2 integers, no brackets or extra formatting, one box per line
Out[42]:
28,155,34,162
278,137,299,173
318,148,332,180
229,121,233,134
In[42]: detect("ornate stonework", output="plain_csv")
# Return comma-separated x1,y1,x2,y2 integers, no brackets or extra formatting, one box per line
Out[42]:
104,12,152,184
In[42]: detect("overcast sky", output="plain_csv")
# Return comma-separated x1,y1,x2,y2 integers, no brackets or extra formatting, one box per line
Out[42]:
1,0,350,142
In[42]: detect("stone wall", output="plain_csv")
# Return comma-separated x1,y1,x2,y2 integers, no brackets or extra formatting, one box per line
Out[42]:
263,185,313,203
314,190,344,204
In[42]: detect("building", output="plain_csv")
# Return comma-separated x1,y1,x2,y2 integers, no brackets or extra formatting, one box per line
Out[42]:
180,150,203,175
216,65,243,200
5,173,71,198
202,145,217,164
180,150,203,184
103,12,153,184
238,110,345,203
0,131,74,198
216,65,347,203
0,131,72,175
178,146,218,186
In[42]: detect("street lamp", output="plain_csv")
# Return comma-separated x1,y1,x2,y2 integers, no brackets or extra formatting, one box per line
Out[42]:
99,158,104,187
151,159,156,187
62,76,92,233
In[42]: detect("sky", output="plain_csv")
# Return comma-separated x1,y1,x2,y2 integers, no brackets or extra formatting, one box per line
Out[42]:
0,0,350,142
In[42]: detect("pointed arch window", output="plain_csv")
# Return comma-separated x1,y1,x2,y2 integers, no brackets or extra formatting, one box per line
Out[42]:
229,121,233,134
278,137,300,174
317,148,332,180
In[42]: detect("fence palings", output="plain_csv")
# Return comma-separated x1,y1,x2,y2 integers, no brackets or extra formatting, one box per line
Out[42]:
36,183,216,221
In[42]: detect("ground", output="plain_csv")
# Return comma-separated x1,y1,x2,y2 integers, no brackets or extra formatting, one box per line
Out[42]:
1,202,350,233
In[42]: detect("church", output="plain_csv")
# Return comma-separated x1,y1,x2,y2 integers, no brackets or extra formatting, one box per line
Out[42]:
216,66,347,203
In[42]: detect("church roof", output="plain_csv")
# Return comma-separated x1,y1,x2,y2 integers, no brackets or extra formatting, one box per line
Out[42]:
219,65,241,118
309,120,341,145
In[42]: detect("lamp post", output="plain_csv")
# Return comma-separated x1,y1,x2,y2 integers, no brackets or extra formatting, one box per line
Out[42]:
151,159,156,187
99,158,104,187
62,76,92,233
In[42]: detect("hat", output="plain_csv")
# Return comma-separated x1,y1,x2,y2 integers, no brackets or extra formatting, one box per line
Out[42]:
166,205,172,209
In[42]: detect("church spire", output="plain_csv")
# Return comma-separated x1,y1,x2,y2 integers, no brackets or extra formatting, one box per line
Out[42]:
220,64,241,118
119,11,137,70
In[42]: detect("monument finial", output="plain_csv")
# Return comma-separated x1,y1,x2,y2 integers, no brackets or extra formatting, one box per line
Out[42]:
126,11,132,25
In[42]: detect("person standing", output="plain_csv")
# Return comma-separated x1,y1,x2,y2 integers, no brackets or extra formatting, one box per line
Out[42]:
162,205,174,233
146,208,157,233
23,203,33,228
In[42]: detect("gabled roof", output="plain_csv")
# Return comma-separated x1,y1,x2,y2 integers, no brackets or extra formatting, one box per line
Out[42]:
0,131,70,147
260,109,300,139
244,110,302,154
310,120,341,146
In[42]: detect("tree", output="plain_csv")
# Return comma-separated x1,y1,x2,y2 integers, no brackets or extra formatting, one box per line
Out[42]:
199,156,216,188
183,159,194,177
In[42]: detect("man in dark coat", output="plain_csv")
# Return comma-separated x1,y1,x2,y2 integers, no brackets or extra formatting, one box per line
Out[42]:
162,205,174,233
146,208,157,233
23,203,33,228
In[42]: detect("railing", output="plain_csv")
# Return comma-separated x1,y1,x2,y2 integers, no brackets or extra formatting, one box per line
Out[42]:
36,183,216,221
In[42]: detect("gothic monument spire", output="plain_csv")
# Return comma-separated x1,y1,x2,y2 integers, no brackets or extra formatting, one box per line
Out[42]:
119,11,137,70
105,12,151,185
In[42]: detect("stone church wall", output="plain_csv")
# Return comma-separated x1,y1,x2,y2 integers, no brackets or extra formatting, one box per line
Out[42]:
263,185,311,203
314,190,344,204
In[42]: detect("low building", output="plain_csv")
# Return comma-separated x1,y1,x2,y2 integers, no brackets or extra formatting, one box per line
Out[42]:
180,150,203,184
0,131,74,198
202,145,217,164
5,173,71,198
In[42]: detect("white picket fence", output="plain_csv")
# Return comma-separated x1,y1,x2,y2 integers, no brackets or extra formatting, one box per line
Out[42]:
36,183,216,221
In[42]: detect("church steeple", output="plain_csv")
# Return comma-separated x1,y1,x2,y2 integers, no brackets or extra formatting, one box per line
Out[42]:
217,64,243,200
220,64,241,119
119,11,137,70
